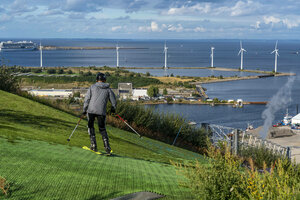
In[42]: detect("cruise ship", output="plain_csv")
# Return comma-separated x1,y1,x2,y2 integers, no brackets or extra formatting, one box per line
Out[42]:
0,40,37,50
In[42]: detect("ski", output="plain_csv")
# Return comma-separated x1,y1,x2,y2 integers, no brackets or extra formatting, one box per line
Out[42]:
82,146,113,156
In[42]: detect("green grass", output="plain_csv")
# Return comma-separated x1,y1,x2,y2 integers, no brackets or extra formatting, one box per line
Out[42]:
0,90,206,199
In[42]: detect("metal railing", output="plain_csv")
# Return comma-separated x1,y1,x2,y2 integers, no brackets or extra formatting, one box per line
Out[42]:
205,123,291,159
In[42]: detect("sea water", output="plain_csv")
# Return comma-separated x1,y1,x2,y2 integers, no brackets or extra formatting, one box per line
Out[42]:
1,38,300,128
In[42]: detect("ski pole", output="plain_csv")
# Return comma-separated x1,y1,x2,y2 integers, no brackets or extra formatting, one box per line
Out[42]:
116,114,141,138
67,115,84,142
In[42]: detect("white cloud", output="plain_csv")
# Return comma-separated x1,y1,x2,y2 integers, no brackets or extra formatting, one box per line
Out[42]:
138,26,151,32
111,26,122,31
166,3,211,15
138,21,161,32
194,26,206,32
282,19,299,29
230,0,262,17
167,24,183,32
263,16,281,25
151,21,160,32
261,16,299,29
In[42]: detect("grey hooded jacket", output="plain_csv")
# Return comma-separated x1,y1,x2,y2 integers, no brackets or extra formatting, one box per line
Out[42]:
83,82,117,116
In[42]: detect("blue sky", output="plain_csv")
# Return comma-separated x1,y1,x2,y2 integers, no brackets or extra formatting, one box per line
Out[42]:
0,0,299,39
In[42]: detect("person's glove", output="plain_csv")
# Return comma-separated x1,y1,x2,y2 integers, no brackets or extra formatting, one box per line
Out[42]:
82,111,87,116
111,107,116,114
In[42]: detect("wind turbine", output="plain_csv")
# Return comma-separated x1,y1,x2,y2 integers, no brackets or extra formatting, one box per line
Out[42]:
40,42,43,68
164,42,168,70
116,44,120,67
238,41,246,70
271,40,279,73
211,46,215,68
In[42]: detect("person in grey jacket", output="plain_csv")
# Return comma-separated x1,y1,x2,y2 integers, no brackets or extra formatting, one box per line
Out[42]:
83,72,117,154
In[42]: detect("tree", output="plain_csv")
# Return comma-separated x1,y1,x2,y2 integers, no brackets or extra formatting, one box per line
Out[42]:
147,86,159,97
58,69,64,74
34,68,42,73
163,88,168,95
73,91,80,98
0,66,19,93
47,69,56,74
146,72,151,76
67,70,73,74
166,96,173,103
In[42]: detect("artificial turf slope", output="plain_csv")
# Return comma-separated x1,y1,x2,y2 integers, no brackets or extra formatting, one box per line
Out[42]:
0,90,204,199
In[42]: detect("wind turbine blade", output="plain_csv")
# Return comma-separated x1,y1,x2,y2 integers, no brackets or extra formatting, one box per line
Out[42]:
238,50,241,55
271,50,275,54
244,49,247,52
240,40,242,49
275,40,278,49
277,52,279,56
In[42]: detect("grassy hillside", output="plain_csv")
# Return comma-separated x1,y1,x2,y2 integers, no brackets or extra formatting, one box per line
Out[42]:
0,90,206,199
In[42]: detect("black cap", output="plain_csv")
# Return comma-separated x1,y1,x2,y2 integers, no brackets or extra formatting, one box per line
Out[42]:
96,72,106,81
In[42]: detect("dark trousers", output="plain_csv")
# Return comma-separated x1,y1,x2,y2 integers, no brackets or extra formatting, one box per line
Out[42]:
88,113,106,133
87,113,110,152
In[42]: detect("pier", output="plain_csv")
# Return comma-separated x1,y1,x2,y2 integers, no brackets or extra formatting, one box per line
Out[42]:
40,46,147,50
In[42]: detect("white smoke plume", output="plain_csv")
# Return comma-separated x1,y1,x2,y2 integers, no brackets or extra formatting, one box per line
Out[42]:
259,76,295,139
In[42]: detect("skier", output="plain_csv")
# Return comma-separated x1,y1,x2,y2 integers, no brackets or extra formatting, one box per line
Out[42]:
83,72,117,154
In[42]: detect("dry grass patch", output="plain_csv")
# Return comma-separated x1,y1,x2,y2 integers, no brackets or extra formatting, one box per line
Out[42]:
0,176,9,196
155,77,194,83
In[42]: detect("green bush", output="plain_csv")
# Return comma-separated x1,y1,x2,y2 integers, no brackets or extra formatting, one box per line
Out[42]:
0,66,19,93
34,68,42,73
174,142,300,200
112,101,207,149
147,86,159,97
239,145,282,169
47,69,56,74
57,69,64,74
163,88,168,95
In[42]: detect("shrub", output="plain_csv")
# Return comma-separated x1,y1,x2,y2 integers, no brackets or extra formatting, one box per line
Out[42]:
147,86,159,97
166,97,173,103
0,66,19,93
146,72,151,76
163,88,168,95
107,100,207,151
67,70,73,74
83,71,92,76
174,142,245,200
33,68,42,73
57,69,64,74
47,69,56,74
174,141,300,200
239,145,282,169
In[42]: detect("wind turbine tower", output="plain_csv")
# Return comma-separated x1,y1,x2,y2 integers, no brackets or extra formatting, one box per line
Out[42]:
271,41,279,73
116,44,120,67
238,41,246,70
40,42,43,68
164,42,168,70
211,47,215,68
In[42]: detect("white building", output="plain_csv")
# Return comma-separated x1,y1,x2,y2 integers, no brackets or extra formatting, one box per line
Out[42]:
132,89,149,101
29,89,73,98
291,113,300,125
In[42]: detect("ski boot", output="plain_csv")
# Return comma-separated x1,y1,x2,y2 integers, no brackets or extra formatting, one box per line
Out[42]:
88,128,98,152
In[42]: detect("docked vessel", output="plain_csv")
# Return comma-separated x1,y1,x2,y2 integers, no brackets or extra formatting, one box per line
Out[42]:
0,40,37,50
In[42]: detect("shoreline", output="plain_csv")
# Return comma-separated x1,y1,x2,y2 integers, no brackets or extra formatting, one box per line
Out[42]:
141,101,268,105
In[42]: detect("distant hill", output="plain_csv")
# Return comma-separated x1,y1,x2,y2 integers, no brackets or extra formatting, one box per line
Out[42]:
0,90,206,199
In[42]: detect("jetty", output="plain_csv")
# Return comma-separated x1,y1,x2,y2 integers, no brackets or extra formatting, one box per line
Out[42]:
40,46,148,50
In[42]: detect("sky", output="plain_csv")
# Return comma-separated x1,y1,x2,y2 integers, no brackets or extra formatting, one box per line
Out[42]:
0,0,300,39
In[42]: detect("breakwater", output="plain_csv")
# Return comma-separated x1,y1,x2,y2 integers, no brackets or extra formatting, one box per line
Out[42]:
40,46,148,50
